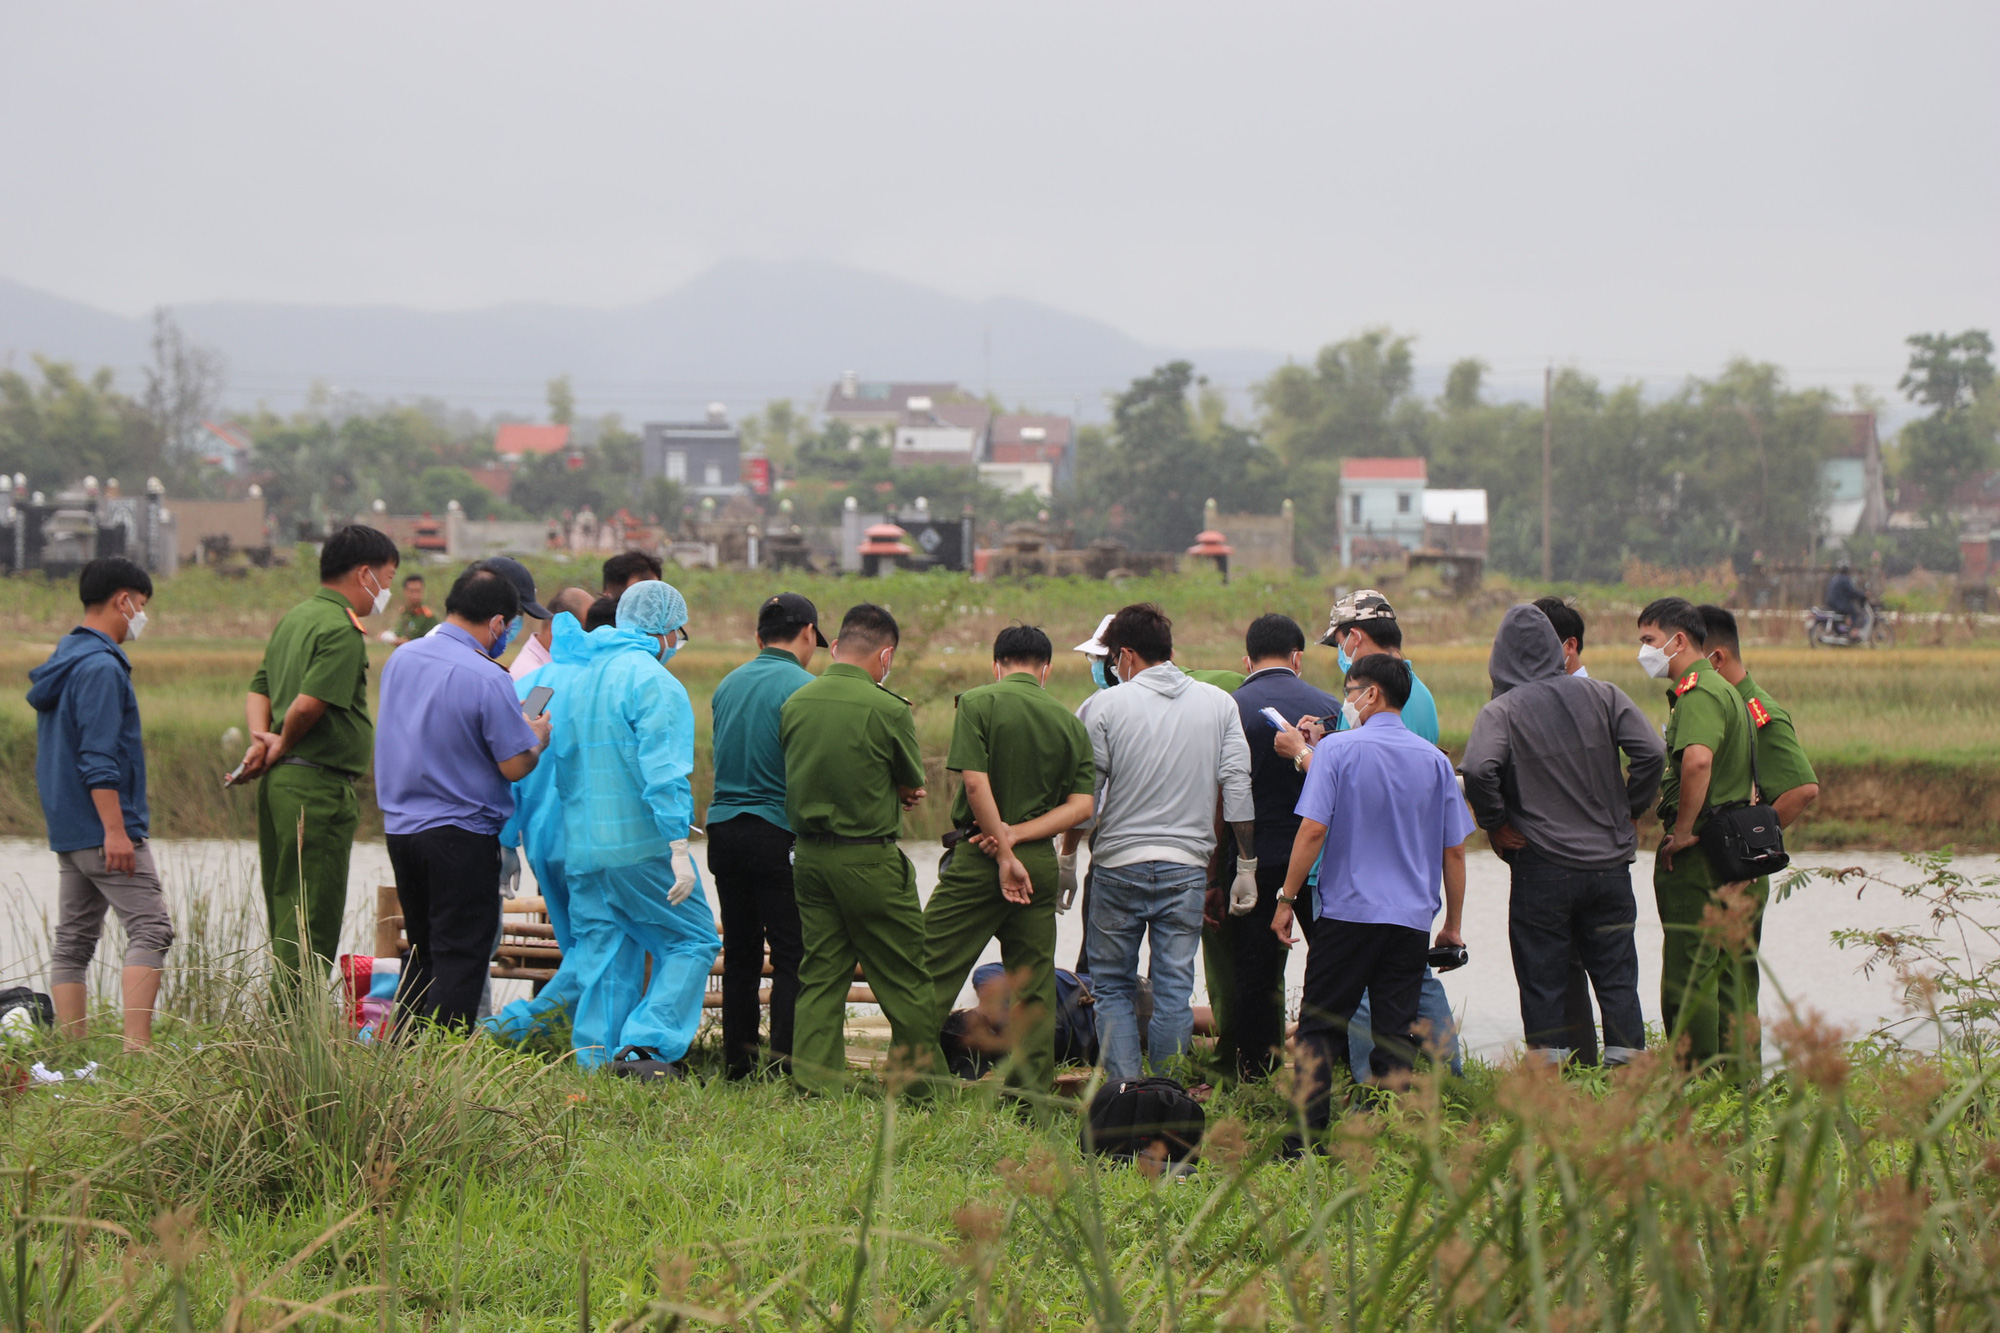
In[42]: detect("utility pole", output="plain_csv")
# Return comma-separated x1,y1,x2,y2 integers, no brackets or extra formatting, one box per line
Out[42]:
1541,364,1553,581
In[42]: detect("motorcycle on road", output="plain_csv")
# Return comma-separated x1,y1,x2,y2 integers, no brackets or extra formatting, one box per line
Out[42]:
1804,601,1893,648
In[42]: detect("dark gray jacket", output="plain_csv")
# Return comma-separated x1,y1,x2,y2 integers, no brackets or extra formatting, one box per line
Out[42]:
1461,605,1665,870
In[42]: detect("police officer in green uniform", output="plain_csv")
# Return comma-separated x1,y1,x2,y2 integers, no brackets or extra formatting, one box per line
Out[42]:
235,525,400,984
390,574,438,643
780,603,935,1095
922,626,1096,1096
1636,597,1757,1071
1697,602,1822,1012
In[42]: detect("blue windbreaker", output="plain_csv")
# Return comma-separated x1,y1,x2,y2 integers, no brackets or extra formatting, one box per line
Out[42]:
27,627,148,852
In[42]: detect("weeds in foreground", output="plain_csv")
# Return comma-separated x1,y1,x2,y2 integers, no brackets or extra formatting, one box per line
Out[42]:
6,855,2000,1329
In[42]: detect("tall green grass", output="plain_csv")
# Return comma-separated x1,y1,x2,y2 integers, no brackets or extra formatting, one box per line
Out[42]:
5,856,2000,1328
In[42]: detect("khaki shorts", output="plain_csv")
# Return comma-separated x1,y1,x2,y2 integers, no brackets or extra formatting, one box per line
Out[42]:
51,843,174,985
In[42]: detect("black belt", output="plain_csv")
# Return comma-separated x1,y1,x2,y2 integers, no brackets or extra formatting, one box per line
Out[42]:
276,756,360,782
799,833,897,846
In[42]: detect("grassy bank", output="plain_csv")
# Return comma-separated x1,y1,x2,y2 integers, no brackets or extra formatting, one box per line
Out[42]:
6,857,2000,1328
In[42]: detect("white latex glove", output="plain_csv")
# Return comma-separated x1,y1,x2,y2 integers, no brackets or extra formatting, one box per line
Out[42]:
1056,852,1079,913
1228,856,1259,916
500,845,521,899
668,838,697,906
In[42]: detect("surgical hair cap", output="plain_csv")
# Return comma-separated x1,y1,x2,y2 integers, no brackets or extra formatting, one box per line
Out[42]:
614,579,688,636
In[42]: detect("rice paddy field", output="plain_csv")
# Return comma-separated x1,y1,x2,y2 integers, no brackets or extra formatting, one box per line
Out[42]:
3,557,1996,848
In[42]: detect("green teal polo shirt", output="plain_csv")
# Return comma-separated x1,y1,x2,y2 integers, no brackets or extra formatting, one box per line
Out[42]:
706,646,816,832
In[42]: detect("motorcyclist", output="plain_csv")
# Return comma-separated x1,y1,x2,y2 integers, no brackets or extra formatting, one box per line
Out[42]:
1823,559,1867,635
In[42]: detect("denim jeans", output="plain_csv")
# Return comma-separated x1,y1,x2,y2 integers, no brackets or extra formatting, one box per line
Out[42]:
1349,972,1462,1079
1511,851,1645,1058
1085,859,1207,1082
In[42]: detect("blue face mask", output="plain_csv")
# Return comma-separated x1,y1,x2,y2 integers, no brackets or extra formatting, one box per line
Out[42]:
1335,634,1354,674
1091,657,1117,691
488,616,519,659
657,630,682,663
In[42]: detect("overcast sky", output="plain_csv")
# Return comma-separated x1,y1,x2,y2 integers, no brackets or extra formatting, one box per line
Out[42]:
4,1,1994,401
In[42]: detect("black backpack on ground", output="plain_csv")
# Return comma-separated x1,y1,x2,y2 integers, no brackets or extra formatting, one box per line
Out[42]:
0,987,54,1035
1083,1076,1205,1164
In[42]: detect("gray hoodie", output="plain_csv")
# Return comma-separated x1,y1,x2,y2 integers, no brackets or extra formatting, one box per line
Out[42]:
1085,662,1253,870
1460,605,1665,870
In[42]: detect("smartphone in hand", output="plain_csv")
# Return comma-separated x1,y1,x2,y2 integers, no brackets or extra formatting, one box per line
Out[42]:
523,685,554,719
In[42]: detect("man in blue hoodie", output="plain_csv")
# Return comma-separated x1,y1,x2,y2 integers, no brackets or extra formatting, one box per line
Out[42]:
28,556,174,1050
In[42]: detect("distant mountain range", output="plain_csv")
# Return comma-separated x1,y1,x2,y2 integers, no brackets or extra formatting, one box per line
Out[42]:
0,259,1295,422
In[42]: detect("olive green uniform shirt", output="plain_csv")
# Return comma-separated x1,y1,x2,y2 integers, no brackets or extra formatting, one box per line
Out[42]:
393,602,438,642
1657,657,1753,832
250,586,374,776
945,672,1096,830
1735,673,1817,801
1185,668,1247,692
780,662,925,840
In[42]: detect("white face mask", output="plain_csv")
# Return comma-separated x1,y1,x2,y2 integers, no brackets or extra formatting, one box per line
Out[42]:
363,568,392,617
121,595,147,641
1341,699,1362,730
1636,640,1674,679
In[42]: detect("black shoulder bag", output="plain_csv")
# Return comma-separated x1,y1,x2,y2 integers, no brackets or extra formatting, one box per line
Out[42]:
1697,694,1790,882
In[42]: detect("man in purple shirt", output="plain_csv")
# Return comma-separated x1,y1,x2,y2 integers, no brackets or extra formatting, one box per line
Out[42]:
1272,653,1473,1135
376,563,549,1031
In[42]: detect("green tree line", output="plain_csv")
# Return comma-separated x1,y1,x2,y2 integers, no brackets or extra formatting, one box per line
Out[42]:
1056,328,1997,578
3,321,1992,578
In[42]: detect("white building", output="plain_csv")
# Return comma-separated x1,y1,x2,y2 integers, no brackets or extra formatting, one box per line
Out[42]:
1819,411,1889,548
1338,457,1428,567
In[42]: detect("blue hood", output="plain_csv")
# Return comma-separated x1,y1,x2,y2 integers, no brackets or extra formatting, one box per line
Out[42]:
27,627,127,711
580,623,667,665
548,612,590,666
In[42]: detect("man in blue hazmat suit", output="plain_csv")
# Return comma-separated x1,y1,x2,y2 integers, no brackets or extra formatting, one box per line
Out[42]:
551,580,721,1077
487,592,641,1043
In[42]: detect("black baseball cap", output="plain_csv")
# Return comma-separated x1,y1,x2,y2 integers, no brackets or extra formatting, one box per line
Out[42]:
477,556,549,619
757,592,827,646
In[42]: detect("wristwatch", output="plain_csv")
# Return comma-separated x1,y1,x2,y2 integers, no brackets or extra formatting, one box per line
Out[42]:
1291,745,1312,773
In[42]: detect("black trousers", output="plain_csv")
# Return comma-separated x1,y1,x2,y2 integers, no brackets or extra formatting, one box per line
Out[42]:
1295,916,1428,1129
706,814,804,1078
1215,861,1289,1081
387,825,502,1033
1558,952,1602,1064
1508,851,1646,1054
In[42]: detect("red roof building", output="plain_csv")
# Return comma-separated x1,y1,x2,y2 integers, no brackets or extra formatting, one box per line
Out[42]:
466,466,514,501
494,424,571,459
989,413,1073,467
1338,457,1428,482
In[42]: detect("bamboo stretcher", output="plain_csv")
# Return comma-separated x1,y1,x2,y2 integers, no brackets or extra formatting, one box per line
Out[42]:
374,885,882,1007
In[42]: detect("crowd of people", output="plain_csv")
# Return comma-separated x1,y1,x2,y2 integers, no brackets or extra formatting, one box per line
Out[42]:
28,526,1820,1118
